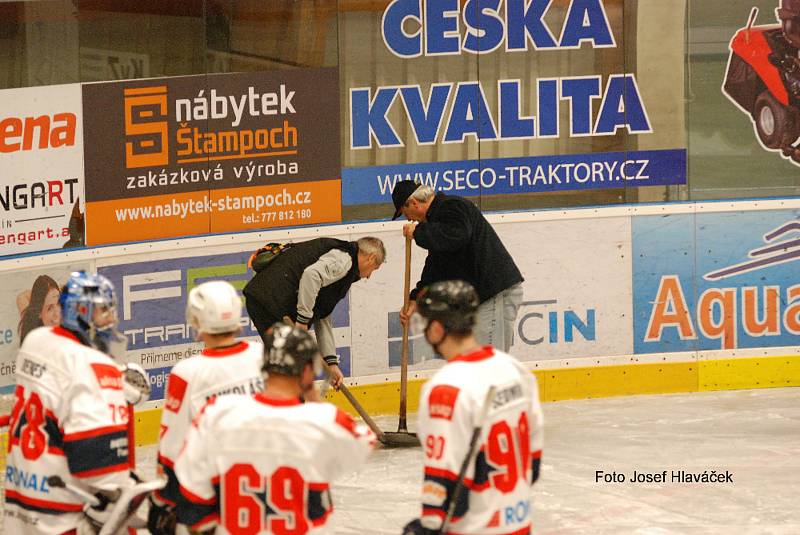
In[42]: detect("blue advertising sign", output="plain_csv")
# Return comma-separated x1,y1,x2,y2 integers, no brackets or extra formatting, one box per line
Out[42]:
633,210,800,353
100,252,255,351
343,0,687,206
99,249,352,399
342,149,686,206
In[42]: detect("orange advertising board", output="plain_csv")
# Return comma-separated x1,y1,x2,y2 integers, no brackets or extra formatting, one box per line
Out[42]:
82,69,340,245
210,180,341,234
86,191,211,245
86,180,341,245
0,84,86,257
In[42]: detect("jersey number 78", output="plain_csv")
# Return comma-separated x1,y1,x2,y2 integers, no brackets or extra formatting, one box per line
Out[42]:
8,385,48,460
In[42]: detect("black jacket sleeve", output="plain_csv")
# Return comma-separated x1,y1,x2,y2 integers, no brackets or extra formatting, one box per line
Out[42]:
412,202,473,253
412,254,438,300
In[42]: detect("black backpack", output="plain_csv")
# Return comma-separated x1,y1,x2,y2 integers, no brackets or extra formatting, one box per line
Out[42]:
247,242,293,272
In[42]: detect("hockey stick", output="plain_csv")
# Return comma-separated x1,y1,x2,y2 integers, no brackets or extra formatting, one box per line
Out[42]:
339,383,385,443
47,475,110,506
49,475,165,535
440,385,497,534
98,479,166,535
375,235,419,447
399,234,412,433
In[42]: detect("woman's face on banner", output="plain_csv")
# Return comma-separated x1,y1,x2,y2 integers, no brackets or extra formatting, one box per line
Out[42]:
40,287,61,326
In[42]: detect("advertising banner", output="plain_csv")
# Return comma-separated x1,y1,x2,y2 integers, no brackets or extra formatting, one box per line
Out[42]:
690,0,799,197
350,218,634,376
343,150,686,206
0,84,86,256
342,0,687,209
97,244,353,401
633,210,800,353
0,265,90,393
82,68,341,245
722,2,800,168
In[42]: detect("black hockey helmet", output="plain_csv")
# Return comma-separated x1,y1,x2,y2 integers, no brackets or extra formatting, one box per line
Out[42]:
416,280,479,334
262,322,322,377
779,0,800,48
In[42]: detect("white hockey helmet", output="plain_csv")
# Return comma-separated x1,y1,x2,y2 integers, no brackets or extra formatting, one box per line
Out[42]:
186,281,242,335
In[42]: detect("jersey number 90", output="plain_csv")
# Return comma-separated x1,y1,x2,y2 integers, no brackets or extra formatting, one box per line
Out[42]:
486,411,531,493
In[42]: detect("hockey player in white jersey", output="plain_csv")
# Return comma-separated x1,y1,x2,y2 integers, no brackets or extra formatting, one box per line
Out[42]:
403,280,544,535
149,280,264,534
172,322,375,534
4,271,136,534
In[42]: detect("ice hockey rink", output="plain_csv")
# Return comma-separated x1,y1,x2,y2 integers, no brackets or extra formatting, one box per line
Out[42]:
1,386,797,533
121,386,797,534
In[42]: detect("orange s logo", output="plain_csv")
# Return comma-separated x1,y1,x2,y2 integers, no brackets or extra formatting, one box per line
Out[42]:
124,86,169,168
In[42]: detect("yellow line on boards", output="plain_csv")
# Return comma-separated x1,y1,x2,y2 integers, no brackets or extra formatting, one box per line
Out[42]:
129,355,800,447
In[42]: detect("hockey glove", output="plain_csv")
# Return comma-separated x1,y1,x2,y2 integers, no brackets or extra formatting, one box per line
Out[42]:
81,490,116,532
78,471,144,531
122,362,151,405
402,518,440,535
147,496,178,535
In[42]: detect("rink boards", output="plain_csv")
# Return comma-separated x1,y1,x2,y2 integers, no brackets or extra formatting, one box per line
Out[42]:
1,199,799,446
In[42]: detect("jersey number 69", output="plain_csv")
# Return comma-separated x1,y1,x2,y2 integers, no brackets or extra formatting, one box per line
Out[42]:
224,463,316,535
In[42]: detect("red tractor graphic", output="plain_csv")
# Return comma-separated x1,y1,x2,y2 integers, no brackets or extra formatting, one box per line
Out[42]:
723,1,800,164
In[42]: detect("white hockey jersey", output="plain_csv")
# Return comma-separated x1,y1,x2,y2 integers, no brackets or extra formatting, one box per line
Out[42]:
173,394,375,534
156,340,263,507
417,346,544,535
4,326,132,534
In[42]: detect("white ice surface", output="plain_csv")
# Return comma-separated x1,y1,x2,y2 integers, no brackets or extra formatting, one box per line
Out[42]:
328,387,800,535
35,387,800,534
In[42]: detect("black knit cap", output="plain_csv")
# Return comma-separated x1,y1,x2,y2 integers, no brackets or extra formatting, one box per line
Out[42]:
391,181,421,220
416,280,479,333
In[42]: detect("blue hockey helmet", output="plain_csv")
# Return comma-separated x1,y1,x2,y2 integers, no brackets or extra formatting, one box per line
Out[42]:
60,271,119,350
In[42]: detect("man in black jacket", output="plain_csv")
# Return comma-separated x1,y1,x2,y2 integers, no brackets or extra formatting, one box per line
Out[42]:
392,181,523,352
243,236,386,389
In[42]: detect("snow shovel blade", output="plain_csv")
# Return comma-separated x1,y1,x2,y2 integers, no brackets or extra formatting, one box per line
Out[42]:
379,431,420,448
